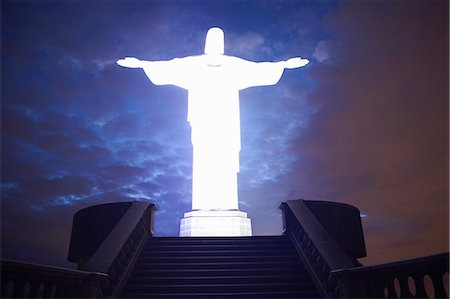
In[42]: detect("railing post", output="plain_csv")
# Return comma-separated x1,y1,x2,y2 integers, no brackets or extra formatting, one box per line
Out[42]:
54,280,66,298
42,281,54,298
86,273,105,298
414,273,427,298
431,271,447,298
13,278,27,298
4,281,14,298
398,274,412,298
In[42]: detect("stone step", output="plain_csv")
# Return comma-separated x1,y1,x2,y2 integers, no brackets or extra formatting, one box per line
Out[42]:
122,281,313,293
136,254,302,264
120,290,318,298
132,260,305,270
142,242,293,251
125,274,310,285
140,248,297,257
128,267,306,277
144,236,288,245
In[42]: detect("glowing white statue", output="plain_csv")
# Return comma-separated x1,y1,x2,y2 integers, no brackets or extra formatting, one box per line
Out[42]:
118,27,308,214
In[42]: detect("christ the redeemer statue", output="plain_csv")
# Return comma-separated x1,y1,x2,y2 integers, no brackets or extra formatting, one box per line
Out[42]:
118,27,309,236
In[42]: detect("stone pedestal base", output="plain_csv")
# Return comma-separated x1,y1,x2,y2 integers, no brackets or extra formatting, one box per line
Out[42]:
179,210,252,237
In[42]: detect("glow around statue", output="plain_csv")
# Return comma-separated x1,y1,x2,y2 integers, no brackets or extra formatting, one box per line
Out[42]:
118,27,308,236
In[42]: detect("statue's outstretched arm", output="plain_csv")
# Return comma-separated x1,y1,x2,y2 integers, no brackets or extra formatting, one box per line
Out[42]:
116,56,189,69
237,56,309,89
117,57,149,68
282,57,309,69
117,56,191,88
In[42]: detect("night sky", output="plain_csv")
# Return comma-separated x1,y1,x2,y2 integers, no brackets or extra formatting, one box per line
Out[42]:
1,0,448,269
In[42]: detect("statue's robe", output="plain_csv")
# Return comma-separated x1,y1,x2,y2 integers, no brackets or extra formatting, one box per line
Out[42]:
143,55,285,210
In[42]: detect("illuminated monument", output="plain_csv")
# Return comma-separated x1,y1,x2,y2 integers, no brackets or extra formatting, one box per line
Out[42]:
118,27,309,236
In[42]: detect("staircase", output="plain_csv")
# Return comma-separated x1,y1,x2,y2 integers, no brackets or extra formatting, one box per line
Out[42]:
120,235,321,298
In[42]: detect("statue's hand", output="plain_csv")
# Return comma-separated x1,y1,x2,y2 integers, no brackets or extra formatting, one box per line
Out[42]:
284,57,309,69
117,57,144,68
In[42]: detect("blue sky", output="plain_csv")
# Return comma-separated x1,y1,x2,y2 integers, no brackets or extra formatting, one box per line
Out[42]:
1,0,448,268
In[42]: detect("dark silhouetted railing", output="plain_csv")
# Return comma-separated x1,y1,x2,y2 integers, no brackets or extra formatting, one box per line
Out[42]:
1,201,156,298
281,199,449,298
280,200,357,297
0,259,107,298
329,253,449,298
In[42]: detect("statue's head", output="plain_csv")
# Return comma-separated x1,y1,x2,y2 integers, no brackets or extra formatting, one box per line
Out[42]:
204,27,224,55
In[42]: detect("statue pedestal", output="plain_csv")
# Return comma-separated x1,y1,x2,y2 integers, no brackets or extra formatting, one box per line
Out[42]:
179,210,252,237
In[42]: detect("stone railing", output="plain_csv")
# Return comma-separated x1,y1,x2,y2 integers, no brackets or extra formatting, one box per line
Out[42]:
280,200,357,297
1,201,156,298
281,199,449,299
329,252,449,298
1,259,107,298
82,201,156,297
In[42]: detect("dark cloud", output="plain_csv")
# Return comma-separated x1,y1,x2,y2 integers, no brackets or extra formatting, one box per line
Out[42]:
21,176,93,198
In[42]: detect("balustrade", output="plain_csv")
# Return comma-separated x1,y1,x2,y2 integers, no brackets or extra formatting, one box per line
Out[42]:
281,199,449,299
1,259,107,298
1,201,155,298
329,253,449,298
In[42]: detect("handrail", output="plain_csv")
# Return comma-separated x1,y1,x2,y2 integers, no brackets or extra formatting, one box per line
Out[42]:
82,201,156,297
280,200,357,297
1,259,108,298
329,252,449,298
